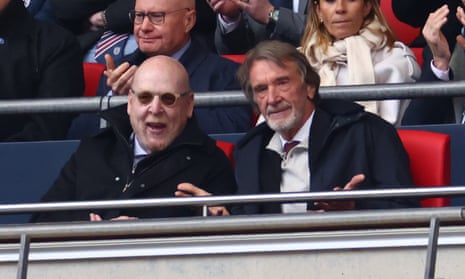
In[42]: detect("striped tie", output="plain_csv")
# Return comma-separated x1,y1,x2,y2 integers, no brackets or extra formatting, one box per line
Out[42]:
94,31,129,63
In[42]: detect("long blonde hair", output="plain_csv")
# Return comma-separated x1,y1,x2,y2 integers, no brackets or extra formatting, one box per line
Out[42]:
300,0,397,59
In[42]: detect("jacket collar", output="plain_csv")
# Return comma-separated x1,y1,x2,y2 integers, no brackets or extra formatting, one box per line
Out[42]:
237,99,366,151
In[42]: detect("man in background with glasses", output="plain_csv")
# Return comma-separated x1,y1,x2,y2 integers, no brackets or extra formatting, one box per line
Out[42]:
68,0,252,139
31,55,237,223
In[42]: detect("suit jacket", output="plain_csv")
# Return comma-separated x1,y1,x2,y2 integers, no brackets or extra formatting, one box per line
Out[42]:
32,105,237,222
67,38,252,139
232,99,418,215
0,0,84,141
215,0,309,54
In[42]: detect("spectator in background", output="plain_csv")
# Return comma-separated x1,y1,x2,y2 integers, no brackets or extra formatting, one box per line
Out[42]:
392,0,461,55
47,0,216,64
399,3,462,125
31,55,237,223
0,0,84,141
49,0,138,63
300,0,420,126
176,41,418,215
208,0,309,54
67,0,252,139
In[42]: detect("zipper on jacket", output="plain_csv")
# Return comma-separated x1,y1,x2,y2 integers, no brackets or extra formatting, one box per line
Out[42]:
122,164,137,192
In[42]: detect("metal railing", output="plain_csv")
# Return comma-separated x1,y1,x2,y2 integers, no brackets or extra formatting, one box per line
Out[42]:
0,186,464,216
3,187,465,279
0,81,464,114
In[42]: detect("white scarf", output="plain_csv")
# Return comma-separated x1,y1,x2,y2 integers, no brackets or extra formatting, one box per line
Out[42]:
304,17,388,86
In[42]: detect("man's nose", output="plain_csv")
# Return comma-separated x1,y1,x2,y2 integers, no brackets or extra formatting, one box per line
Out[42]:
266,85,282,104
140,16,154,30
148,96,164,114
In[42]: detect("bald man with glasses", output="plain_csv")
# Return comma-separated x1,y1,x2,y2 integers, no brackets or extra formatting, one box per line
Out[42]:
32,56,237,223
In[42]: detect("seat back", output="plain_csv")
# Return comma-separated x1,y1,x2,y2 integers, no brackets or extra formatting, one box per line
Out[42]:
379,0,423,66
222,54,246,64
397,130,451,207
216,140,235,167
83,62,105,97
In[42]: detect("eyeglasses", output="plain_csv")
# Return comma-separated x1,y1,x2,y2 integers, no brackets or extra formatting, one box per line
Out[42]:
130,89,191,107
129,8,190,25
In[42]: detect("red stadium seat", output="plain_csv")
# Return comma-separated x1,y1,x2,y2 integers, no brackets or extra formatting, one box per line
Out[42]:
397,130,451,207
222,54,246,64
380,0,421,45
380,0,423,66
83,62,105,97
216,140,235,167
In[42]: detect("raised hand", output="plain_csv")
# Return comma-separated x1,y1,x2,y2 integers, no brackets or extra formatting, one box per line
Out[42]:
103,54,138,96
313,174,365,211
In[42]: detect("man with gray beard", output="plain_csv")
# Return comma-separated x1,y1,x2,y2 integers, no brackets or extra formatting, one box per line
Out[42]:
177,40,419,214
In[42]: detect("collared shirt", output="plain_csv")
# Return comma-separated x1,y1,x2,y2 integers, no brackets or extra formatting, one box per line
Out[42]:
266,111,314,213
133,134,149,166
171,39,191,61
430,59,450,81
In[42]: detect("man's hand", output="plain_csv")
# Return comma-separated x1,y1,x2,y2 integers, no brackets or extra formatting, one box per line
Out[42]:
176,183,230,216
207,0,241,20
456,4,465,50
88,10,106,31
103,54,137,96
89,213,138,221
313,174,365,211
230,0,274,24
423,4,451,71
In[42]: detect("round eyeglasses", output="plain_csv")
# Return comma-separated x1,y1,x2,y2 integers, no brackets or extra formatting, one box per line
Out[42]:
130,89,191,107
129,8,190,25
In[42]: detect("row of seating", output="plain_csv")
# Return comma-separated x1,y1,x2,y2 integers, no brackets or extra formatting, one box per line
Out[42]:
215,130,452,208
0,127,454,224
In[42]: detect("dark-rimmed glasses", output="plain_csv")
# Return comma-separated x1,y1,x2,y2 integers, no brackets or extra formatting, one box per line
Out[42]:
129,8,190,25
130,89,191,107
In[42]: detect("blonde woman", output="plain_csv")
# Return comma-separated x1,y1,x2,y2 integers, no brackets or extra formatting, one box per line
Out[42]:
300,0,421,125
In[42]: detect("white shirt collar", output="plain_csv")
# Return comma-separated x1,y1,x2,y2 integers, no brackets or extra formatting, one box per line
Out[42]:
266,111,315,155
133,134,149,157
279,111,314,148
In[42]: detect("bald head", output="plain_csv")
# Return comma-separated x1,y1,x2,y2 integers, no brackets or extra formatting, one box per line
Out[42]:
133,56,190,91
128,55,194,153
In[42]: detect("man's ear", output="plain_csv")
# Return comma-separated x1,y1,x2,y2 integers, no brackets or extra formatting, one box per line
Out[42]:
306,85,316,101
127,93,134,115
184,9,196,34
